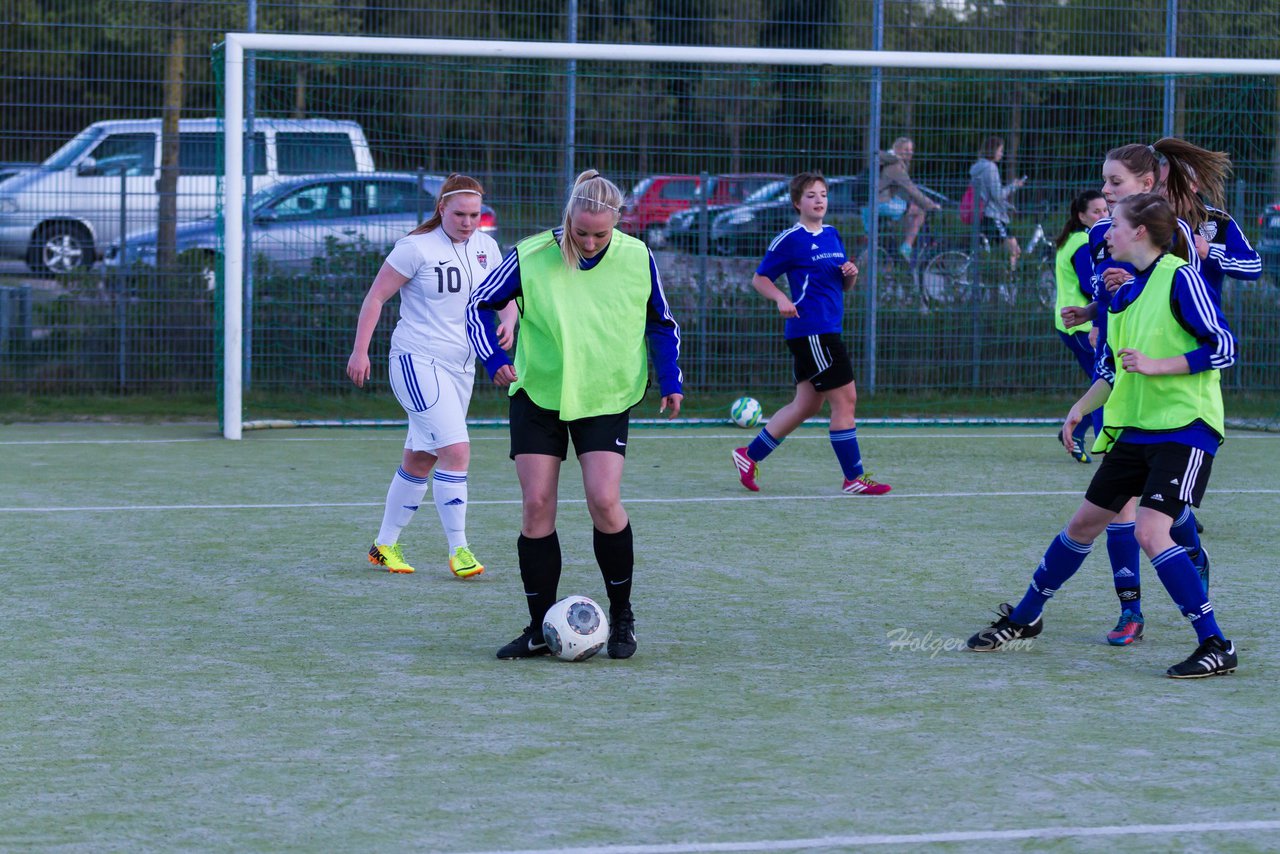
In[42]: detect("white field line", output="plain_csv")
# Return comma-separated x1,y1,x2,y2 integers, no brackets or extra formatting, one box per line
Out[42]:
3,431,1278,446
445,819,1280,854
3,488,1278,514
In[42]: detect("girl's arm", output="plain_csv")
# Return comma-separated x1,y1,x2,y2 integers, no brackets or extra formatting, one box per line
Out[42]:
753,273,797,317
466,250,522,378
347,262,411,387
1207,215,1262,282
643,249,684,400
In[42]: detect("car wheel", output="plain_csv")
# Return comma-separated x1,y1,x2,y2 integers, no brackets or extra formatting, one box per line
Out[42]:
32,223,94,275
712,235,736,256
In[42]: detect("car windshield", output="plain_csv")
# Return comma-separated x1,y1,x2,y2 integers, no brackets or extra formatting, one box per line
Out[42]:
251,184,284,210
743,180,788,204
42,128,105,171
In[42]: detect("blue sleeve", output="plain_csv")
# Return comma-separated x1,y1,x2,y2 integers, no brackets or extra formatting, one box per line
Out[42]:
1206,216,1262,282
1171,267,1237,374
1095,334,1116,386
755,231,793,282
644,250,684,396
466,249,521,377
1070,243,1093,301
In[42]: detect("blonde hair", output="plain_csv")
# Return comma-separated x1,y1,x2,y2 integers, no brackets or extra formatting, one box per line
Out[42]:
410,173,484,235
560,169,624,269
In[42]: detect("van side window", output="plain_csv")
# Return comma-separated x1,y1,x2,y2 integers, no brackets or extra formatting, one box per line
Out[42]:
89,133,155,176
179,132,266,175
277,133,357,174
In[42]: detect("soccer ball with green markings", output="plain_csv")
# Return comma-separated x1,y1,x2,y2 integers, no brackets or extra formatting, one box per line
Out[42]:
542,595,609,662
729,396,763,429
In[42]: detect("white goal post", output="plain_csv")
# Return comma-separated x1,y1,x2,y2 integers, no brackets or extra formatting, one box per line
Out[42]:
219,32,1280,439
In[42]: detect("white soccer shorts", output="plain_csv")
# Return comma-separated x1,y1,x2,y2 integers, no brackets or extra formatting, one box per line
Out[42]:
388,352,474,452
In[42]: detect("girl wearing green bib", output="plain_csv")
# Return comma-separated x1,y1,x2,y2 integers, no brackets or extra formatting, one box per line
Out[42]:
467,170,685,662
1052,190,1108,462
967,194,1238,679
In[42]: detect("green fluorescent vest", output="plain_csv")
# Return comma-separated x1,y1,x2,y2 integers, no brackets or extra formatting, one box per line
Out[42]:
1094,254,1224,454
1054,231,1092,334
511,229,652,420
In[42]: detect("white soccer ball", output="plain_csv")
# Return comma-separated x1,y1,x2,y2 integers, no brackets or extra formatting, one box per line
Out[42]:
542,595,610,662
730,396,763,429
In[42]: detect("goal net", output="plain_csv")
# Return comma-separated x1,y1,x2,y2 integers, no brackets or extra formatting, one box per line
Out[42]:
215,35,1280,438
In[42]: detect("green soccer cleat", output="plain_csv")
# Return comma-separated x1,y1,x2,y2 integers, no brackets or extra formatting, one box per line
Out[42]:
449,545,485,579
369,542,414,574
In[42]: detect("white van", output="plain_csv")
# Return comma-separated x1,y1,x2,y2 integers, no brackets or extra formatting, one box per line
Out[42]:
0,118,374,274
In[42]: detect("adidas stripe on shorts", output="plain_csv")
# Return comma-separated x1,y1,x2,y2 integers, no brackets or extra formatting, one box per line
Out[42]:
1085,439,1213,517
388,352,473,452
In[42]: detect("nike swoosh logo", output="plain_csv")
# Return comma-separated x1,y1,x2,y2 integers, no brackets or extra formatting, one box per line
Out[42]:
528,640,547,651
615,438,626,446
608,578,631,585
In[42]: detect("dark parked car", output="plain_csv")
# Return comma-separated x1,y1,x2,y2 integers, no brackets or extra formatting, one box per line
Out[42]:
104,172,498,285
1257,200,1280,284
659,174,788,251
709,174,870,257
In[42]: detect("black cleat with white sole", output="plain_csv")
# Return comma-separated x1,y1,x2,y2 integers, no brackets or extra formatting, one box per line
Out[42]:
967,602,1044,651
1166,635,1236,679
496,625,552,660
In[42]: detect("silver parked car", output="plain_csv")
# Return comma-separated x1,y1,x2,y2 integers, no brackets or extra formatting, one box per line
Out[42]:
104,172,499,283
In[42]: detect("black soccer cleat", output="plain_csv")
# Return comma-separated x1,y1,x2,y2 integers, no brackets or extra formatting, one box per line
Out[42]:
1166,635,1236,679
496,625,551,660
607,607,637,659
967,602,1044,651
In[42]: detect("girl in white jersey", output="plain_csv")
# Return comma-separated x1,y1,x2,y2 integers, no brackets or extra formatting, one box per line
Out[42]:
346,173,514,578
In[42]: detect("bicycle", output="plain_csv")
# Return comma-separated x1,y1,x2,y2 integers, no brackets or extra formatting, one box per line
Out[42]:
856,188,960,310
918,210,1056,309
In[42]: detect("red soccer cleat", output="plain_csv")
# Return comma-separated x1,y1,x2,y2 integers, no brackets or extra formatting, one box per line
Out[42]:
732,447,760,492
842,473,891,495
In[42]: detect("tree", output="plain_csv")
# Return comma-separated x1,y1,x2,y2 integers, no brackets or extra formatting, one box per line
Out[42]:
156,0,187,271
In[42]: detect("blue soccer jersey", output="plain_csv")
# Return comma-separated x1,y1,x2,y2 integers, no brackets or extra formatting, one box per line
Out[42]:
756,224,850,339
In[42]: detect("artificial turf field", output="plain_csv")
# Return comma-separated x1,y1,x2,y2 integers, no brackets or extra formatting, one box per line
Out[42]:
3,420,1279,853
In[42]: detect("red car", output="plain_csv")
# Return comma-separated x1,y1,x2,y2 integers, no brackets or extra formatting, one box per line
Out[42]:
619,175,700,243
620,173,787,247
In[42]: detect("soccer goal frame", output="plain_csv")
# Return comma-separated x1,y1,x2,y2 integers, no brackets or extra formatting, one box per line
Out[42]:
218,32,1280,439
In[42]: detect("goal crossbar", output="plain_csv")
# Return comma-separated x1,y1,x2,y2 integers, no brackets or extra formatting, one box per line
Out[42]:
219,32,1280,438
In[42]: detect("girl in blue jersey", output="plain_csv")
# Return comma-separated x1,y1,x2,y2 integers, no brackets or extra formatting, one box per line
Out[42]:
465,170,684,662
732,171,890,496
968,193,1238,679
1053,189,1108,463
1060,140,1228,645
1155,146,1262,299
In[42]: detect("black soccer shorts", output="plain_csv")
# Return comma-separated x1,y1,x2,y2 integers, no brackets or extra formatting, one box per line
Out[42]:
786,333,855,392
1085,440,1214,518
508,388,631,460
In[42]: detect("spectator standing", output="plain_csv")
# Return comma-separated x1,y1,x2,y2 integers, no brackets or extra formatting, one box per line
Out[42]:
969,136,1026,268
